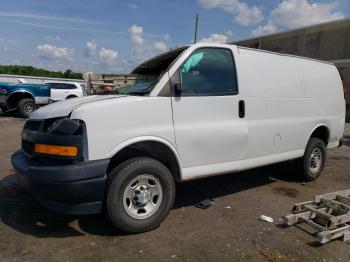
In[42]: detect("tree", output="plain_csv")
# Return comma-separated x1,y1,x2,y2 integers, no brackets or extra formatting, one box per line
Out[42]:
0,65,83,79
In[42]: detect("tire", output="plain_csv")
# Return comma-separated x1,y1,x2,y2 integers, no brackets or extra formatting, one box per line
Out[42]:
0,105,7,113
17,98,37,118
294,137,326,181
106,157,175,233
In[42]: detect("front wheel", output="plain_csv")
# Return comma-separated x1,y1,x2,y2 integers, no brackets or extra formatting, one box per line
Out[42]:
17,98,37,118
294,137,326,181
106,157,175,233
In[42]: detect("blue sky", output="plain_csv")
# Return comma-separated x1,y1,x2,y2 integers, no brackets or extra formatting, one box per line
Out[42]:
0,0,349,73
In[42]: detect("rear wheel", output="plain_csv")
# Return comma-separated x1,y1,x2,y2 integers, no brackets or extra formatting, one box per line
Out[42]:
17,98,36,118
106,157,175,233
294,137,326,181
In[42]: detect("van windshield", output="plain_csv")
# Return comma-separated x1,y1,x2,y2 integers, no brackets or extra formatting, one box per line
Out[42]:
108,46,188,96
113,76,158,95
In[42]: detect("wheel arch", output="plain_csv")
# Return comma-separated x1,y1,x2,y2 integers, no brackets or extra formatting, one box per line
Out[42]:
107,137,183,182
7,90,35,108
308,124,330,146
66,94,78,99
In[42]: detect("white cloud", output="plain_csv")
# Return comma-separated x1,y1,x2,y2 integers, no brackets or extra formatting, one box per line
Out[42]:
129,24,144,45
129,25,143,35
99,47,118,65
0,12,100,24
163,34,171,41
85,39,97,57
128,3,139,9
37,44,74,61
252,0,344,36
198,0,263,25
153,41,168,51
251,22,278,36
200,30,232,44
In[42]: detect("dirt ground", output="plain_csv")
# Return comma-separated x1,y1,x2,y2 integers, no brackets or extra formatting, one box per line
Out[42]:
0,113,349,262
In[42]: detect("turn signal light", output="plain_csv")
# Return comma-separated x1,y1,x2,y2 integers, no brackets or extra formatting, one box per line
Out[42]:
34,144,78,157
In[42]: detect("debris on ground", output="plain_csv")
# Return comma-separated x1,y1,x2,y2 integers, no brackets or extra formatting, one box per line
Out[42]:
283,189,350,244
224,206,231,209
259,215,274,223
195,199,214,209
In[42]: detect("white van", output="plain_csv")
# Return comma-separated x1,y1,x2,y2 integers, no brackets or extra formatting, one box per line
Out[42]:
12,43,345,233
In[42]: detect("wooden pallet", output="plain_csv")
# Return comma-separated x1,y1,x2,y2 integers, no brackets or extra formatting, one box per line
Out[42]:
282,189,350,244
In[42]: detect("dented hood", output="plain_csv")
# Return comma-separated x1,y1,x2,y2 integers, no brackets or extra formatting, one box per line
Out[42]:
30,95,125,119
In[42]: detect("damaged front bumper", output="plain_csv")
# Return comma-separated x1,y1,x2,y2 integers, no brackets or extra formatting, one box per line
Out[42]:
11,150,109,215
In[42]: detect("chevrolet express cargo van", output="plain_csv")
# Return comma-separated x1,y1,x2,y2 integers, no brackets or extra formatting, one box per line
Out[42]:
11,43,346,233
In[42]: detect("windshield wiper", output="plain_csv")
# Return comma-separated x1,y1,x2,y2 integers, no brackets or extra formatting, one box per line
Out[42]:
126,90,149,95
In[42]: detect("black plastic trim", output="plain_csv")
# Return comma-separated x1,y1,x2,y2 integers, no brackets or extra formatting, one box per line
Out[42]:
11,150,109,215
21,119,88,162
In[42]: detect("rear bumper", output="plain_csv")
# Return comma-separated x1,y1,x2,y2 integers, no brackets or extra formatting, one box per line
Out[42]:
11,150,109,215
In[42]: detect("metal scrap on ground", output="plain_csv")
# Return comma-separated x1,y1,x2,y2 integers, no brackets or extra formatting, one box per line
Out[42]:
283,189,350,244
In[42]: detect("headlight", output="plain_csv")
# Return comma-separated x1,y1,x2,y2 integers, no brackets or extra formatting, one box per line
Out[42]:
47,118,81,135
0,87,7,95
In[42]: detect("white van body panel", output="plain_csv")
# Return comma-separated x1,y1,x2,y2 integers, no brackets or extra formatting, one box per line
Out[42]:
30,43,345,181
70,96,176,161
236,47,344,162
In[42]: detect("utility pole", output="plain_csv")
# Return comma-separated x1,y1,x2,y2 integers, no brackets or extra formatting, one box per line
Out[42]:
194,13,199,44
258,27,262,49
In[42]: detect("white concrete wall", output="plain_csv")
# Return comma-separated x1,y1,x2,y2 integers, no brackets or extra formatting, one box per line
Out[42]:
0,74,85,84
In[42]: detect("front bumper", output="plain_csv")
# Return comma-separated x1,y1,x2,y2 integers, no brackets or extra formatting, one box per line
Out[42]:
11,150,109,215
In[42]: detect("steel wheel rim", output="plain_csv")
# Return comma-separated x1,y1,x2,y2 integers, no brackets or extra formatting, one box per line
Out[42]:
23,102,36,114
123,174,163,219
309,148,323,174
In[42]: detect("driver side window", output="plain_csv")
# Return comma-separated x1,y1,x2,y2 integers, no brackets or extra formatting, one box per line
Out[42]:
180,48,238,96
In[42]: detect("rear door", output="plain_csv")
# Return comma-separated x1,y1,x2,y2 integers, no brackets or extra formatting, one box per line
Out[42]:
49,83,76,101
170,47,248,173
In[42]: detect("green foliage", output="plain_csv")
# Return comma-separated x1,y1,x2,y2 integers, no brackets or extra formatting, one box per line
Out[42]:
0,65,83,79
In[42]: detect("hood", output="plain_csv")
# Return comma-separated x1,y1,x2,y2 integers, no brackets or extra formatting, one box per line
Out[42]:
30,95,125,119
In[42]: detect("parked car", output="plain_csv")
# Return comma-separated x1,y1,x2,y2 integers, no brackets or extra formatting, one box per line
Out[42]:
0,81,87,117
11,43,345,233
45,81,87,102
0,82,50,117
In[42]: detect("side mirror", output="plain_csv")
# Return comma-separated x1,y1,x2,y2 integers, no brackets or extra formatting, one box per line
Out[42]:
174,82,182,96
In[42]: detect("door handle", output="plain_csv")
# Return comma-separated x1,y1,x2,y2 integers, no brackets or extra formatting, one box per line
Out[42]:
239,100,245,118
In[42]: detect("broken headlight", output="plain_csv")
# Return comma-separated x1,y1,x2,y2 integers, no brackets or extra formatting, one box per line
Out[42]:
47,118,81,135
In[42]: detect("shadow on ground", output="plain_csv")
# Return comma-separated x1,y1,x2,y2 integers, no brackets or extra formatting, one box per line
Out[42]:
0,161,299,238
0,111,23,119
343,135,350,147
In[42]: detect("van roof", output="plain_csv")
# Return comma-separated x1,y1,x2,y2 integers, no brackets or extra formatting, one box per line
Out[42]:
234,45,335,66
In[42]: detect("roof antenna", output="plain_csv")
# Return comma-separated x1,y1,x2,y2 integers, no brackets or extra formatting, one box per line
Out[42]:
194,13,199,44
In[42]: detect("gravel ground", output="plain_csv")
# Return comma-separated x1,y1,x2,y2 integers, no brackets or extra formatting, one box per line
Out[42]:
0,113,349,262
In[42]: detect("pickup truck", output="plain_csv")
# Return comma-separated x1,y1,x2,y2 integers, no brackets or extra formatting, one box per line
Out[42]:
11,43,345,233
0,82,50,117
0,81,86,117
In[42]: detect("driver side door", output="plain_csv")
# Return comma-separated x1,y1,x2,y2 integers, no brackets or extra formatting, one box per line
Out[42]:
170,47,248,179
